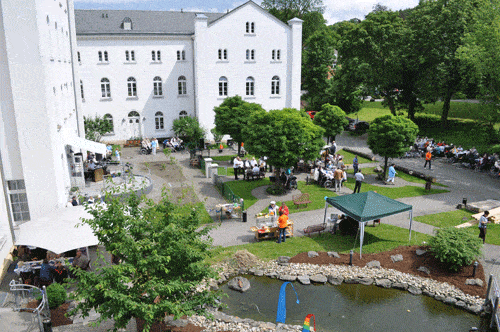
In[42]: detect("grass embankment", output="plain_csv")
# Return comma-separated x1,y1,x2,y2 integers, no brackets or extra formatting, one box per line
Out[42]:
209,223,430,263
342,178,449,199
354,101,500,154
414,209,500,246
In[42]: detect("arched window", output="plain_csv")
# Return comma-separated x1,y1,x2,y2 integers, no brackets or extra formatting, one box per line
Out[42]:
271,76,280,95
128,111,140,123
251,22,255,33
104,113,114,132
246,49,250,60
277,49,281,60
246,77,254,96
272,49,275,60
98,51,103,62
178,76,187,95
125,50,129,61
218,49,222,60
151,50,156,61
104,51,108,62
127,77,137,97
80,80,84,100
130,50,135,61
100,78,111,98
223,49,227,60
219,77,228,96
251,49,255,60
156,50,161,61
218,49,228,60
177,50,181,61
181,50,185,60
153,76,163,96
246,22,249,33
155,111,164,130
179,110,188,118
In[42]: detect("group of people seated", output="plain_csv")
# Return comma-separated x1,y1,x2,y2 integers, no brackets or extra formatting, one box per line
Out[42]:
16,246,90,287
162,137,184,151
233,156,268,180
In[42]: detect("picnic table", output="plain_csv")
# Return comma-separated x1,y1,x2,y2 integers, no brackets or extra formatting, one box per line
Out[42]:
250,220,294,242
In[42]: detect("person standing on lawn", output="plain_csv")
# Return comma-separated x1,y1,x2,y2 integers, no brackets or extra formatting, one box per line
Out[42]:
424,150,432,169
353,155,359,174
333,167,343,192
353,169,364,194
479,211,489,244
387,164,397,184
279,202,289,216
276,210,288,243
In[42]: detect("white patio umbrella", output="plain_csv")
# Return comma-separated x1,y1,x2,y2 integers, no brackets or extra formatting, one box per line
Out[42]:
15,205,99,254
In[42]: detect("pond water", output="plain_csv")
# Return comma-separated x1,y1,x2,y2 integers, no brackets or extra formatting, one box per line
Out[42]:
220,275,493,332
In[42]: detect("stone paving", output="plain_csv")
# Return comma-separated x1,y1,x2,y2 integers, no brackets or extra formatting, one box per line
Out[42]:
1,133,499,331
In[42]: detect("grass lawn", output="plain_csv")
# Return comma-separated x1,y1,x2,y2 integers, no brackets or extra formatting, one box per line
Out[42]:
208,223,430,263
224,178,271,210
414,209,500,246
414,209,473,228
342,178,449,199
258,181,337,214
337,149,373,165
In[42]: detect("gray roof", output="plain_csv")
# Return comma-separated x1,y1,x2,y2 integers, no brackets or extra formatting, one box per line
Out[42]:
75,9,225,35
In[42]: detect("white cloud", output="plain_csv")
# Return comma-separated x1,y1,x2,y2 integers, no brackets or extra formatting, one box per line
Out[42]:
323,0,419,24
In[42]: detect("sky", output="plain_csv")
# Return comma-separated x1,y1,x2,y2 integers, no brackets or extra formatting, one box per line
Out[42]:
73,0,421,24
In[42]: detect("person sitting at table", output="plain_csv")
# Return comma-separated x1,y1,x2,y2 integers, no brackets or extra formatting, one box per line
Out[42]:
72,249,90,271
37,259,55,286
53,261,68,283
252,164,260,175
279,202,289,216
268,201,279,220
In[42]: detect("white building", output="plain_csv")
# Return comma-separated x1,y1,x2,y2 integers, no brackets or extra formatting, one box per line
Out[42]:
75,1,302,142
0,0,88,276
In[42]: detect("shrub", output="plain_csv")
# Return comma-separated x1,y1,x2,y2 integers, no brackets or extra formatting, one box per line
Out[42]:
46,283,67,309
429,227,482,272
266,185,286,196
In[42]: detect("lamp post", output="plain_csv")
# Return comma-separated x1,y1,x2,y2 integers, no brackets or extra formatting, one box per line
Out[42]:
349,250,353,266
473,261,478,277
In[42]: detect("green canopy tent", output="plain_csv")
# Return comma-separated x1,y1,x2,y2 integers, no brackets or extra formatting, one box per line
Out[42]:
323,191,413,257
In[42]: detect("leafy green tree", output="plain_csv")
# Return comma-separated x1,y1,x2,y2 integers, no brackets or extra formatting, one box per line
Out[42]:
429,227,482,272
172,116,206,150
84,115,113,142
367,115,419,178
213,96,264,155
459,0,500,125
68,192,218,331
242,108,324,184
313,103,348,142
262,0,324,19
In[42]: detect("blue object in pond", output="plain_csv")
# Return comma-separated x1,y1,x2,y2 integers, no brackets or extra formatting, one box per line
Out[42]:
276,282,300,324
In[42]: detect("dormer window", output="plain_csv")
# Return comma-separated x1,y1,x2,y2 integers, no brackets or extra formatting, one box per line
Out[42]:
122,17,132,30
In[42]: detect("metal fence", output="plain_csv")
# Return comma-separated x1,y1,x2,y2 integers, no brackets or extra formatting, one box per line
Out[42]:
213,174,244,210
9,280,50,332
486,274,500,331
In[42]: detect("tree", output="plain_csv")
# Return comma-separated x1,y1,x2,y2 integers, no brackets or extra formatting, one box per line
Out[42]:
172,116,206,150
84,115,113,142
68,192,218,331
242,108,324,184
213,96,264,155
367,115,419,178
262,0,324,19
313,103,348,142
458,0,500,125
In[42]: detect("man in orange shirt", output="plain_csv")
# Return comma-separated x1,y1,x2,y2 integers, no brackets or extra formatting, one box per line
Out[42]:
424,150,432,170
277,210,289,243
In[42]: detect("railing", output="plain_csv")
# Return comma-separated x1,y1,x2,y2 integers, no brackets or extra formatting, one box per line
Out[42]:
213,174,244,210
9,280,50,332
486,274,500,331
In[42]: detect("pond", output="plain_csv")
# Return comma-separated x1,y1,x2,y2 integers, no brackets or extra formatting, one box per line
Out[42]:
220,275,493,332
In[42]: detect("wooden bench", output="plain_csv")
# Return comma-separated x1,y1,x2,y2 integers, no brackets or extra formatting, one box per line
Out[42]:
303,223,327,236
245,171,264,181
293,193,312,209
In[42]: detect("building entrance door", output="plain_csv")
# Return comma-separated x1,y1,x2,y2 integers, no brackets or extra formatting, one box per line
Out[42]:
128,111,141,138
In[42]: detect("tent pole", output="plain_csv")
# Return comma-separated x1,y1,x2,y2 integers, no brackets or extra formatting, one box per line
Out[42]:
359,222,365,258
408,210,413,241
323,198,329,225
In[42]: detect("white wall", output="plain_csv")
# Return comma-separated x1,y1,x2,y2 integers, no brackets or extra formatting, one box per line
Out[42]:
77,36,195,142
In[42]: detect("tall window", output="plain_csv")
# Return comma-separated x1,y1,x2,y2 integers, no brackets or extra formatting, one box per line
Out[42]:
246,77,254,96
98,51,103,62
277,49,281,60
157,50,161,61
131,50,135,61
151,50,155,61
246,22,255,33
219,77,228,96
153,76,163,96
104,113,114,133
125,50,130,61
251,22,255,33
181,50,185,60
271,76,280,95
179,110,188,118
155,111,164,130
246,50,255,60
100,78,111,98
77,51,81,63
8,180,29,222
152,50,161,61
218,49,228,60
127,77,137,97
177,50,181,61
178,76,187,95
177,50,185,61
80,80,84,100
104,51,108,62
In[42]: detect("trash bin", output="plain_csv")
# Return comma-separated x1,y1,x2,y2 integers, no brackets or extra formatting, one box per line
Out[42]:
242,210,247,223
43,318,52,332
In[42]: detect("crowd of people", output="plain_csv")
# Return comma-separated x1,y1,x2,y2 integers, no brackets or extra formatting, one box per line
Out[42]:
233,156,267,180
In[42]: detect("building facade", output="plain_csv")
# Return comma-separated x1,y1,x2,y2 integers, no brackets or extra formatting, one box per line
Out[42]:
0,0,83,274
75,1,302,142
